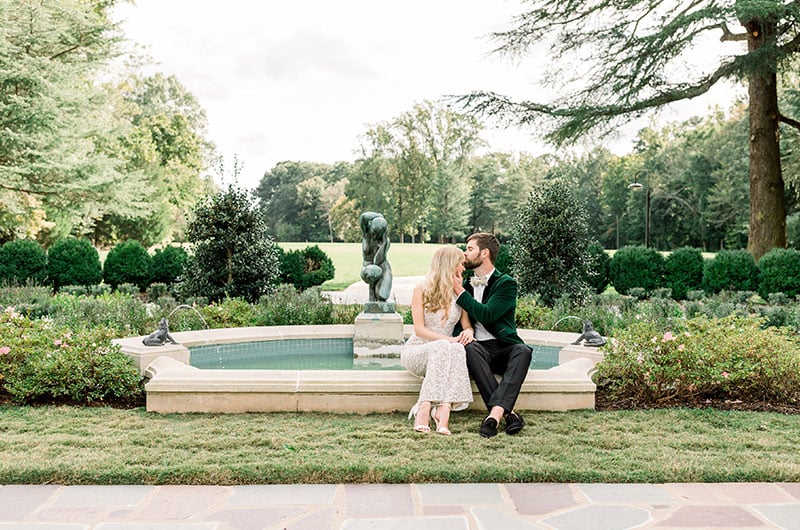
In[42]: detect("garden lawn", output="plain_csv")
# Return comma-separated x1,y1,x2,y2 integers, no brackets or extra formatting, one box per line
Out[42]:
2,406,800,484
278,243,447,290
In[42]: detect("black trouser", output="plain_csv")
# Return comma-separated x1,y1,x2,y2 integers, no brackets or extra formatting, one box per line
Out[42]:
465,340,532,413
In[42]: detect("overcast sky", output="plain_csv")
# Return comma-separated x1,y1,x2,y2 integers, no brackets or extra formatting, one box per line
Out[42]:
112,1,743,190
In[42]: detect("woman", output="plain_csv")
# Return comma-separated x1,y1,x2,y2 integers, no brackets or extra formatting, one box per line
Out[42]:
401,246,474,435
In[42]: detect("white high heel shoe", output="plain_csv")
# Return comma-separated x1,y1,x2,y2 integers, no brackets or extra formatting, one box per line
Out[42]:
432,404,451,436
408,402,431,433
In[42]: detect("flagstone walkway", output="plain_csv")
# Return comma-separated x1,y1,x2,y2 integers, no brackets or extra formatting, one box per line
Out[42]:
2,482,800,529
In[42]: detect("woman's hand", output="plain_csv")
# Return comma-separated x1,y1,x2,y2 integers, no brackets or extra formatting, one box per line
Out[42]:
455,328,474,345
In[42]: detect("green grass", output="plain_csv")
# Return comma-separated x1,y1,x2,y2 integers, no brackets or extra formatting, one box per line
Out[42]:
278,243,446,290
2,406,800,484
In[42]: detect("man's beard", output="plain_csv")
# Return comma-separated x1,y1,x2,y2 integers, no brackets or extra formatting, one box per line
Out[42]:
463,257,482,270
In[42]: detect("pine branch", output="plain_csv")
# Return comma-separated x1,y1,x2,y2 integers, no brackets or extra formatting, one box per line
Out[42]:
779,113,800,132
0,181,58,196
716,22,748,42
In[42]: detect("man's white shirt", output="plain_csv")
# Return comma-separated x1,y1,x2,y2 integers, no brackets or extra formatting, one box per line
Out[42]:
471,269,496,341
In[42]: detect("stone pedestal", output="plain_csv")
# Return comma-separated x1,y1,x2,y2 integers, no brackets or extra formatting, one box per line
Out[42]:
353,311,404,357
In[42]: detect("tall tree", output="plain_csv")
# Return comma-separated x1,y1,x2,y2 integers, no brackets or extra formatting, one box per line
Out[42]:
350,101,483,243
467,152,548,238
256,161,344,241
0,0,148,243
462,0,800,259
406,101,482,243
96,73,216,246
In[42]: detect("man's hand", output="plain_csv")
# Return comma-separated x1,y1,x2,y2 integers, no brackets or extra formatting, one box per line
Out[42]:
453,271,465,296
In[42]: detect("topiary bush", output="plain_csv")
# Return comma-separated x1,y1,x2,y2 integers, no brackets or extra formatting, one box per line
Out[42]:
584,241,611,294
46,237,102,290
0,239,48,286
494,244,512,276
279,245,335,290
179,185,281,303
609,245,665,296
150,245,188,285
664,247,704,300
595,315,800,409
757,248,800,300
510,180,592,307
702,249,758,295
0,308,143,405
103,240,152,291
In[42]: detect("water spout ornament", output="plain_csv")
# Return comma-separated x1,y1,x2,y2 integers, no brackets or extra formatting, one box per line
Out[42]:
571,320,606,347
142,318,178,346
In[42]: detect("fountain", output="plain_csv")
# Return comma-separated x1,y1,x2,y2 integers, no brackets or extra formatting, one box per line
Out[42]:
113,215,603,414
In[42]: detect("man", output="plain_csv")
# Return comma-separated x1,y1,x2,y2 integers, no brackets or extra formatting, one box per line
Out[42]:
453,233,532,438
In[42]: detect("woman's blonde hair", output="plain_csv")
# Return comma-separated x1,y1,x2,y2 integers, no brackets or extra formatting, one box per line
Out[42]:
423,246,464,314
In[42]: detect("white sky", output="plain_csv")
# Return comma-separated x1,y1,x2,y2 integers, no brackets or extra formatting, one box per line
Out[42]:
112,0,744,190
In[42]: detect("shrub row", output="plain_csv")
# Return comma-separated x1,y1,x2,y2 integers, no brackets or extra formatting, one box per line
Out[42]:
0,238,189,292
609,246,800,301
1,238,334,296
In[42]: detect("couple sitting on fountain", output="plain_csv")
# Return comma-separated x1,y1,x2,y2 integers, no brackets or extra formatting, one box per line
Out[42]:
401,233,531,438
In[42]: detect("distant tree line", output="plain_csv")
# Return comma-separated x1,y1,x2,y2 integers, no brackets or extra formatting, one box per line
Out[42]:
256,97,800,252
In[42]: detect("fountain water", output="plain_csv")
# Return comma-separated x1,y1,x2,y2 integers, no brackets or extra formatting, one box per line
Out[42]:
551,315,583,331
166,304,209,330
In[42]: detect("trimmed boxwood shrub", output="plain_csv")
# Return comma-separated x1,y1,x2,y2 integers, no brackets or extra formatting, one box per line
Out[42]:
702,249,758,294
279,245,335,290
151,245,188,285
103,240,152,291
47,238,102,290
584,241,611,294
0,239,47,285
758,248,800,300
609,245,665,296
664,247,704,300
494,244,512,275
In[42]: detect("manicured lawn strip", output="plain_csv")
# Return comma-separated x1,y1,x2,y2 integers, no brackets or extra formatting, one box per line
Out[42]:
278,243,445,290
2,406,799,484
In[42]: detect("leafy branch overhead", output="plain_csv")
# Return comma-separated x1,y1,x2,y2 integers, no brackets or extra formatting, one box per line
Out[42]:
459,0,800,259
459,0,800,144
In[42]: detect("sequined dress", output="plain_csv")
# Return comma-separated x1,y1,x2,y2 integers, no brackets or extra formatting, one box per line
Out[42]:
401,295,473,411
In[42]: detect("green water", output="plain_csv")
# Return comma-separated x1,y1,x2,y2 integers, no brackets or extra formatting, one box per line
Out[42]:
190,338,560,370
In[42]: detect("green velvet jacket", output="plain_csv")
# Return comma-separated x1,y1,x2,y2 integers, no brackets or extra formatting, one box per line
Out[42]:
454,269,524,345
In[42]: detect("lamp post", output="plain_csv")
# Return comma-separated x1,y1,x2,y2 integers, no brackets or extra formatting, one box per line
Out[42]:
628,181,651,248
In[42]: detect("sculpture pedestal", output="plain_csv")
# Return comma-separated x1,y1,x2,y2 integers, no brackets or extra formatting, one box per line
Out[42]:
354,310,404,357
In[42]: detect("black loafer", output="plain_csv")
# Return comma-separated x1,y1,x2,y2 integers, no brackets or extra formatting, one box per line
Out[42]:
479,416,498,438
505,412,525,435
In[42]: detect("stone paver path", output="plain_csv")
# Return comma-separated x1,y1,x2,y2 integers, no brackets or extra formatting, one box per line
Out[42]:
2,482,800,529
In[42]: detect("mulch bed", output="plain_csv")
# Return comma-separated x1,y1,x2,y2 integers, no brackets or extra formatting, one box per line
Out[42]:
594,386,800,414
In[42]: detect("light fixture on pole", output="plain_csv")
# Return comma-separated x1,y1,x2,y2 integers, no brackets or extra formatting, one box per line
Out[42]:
627,179,650,248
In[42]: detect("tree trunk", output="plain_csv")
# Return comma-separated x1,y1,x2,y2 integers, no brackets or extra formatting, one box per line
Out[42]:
745,17,786,261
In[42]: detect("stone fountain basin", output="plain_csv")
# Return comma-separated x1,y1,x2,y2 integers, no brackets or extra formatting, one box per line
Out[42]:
113,325,602,414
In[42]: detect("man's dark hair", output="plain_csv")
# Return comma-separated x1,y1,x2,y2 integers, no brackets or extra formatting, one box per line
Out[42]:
467,232,499,264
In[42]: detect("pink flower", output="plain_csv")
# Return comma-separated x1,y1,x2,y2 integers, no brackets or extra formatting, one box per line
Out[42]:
678,344,685,352
662,332,675,342
54,339,62,347
722,371,729,379
0,346,9,355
